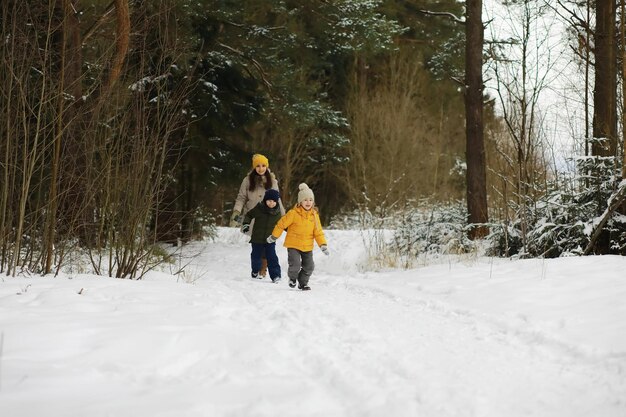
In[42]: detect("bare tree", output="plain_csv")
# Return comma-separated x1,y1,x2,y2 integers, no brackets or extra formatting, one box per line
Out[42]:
0,0,192,277
487,0,560,249
339,50,465,213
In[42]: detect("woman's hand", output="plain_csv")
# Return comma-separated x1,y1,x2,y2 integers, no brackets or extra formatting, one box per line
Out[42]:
229,211,241,227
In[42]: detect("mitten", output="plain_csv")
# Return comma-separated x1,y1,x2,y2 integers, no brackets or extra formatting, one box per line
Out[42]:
320,245,329,256
241,224,250,234
229,210,241,227
267,235,277,244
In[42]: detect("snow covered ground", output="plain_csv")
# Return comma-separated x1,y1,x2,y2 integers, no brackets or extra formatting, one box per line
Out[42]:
1,227,625,417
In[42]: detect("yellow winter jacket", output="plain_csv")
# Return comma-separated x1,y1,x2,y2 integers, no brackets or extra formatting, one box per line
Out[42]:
271,205,327,252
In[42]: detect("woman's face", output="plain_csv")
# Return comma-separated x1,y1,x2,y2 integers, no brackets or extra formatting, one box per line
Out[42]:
255,164,267,175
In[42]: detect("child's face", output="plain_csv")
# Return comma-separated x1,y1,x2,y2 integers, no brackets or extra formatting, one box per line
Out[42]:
301,198,314,210
265,199,277,208
255,164,267,175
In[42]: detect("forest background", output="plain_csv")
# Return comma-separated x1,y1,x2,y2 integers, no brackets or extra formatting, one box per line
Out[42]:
2,0,626,279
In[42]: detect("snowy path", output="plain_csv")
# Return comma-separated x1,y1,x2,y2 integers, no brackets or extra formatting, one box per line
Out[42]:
177,229,626,416
0,228,625,416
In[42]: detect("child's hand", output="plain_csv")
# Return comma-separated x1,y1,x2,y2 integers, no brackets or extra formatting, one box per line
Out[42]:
320,245,329,256
267,235,277,243
241,224,250,234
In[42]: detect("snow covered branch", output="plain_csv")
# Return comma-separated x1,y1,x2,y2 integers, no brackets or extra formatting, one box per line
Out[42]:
419,9,464,24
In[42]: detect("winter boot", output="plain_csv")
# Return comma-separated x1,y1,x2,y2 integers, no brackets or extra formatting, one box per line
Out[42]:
251,271,261,279
271,276,282,283
298,285,311,291
289,277,297,288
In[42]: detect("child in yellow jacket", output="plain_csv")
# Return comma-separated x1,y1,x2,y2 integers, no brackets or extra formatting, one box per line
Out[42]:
267,183,328,290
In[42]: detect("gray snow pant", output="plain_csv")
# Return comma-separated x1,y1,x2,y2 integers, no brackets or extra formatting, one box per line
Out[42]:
287,248,315,286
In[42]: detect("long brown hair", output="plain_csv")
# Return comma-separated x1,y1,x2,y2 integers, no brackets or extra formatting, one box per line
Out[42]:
247,169,273,191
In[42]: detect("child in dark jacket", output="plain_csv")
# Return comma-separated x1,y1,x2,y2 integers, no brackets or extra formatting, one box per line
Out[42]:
242,189,282,282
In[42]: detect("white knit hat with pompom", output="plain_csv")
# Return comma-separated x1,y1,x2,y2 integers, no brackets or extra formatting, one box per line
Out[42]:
297,183,314,203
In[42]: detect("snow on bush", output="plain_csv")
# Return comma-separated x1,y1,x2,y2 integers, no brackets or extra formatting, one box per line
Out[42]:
330,201,477,269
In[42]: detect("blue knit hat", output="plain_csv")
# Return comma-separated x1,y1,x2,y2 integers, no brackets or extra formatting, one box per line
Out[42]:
263,189,280,203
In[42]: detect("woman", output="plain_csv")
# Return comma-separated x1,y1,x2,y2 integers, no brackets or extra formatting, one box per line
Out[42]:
230,153,285,276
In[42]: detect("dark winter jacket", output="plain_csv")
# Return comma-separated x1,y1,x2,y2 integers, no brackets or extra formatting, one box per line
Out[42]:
243,202,282,244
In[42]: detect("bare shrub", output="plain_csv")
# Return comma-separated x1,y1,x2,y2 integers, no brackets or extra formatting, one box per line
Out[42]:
341,50,466,212
0,1,192,278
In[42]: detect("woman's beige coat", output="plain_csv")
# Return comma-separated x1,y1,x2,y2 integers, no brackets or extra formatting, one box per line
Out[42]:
233,171,285,217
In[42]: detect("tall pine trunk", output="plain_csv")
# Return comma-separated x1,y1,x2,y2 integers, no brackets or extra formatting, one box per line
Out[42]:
465,0,489,239
622,0,626,180
593,0,617,157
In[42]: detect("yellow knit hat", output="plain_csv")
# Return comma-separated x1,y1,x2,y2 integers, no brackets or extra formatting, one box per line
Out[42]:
252,153,269,168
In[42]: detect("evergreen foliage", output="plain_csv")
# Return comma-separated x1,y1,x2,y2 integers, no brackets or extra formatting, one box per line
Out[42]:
488,155,626,258
379,0,465,79
167,0,406,225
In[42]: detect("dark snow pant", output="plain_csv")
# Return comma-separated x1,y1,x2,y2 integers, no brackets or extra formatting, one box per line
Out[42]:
287,248,314,286
251,242,281,279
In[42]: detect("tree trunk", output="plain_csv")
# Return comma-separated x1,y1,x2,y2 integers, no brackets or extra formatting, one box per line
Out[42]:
622,0,626,180
106,0,131,93
45,0,83,274
465,0,489,239
593,0,617,157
